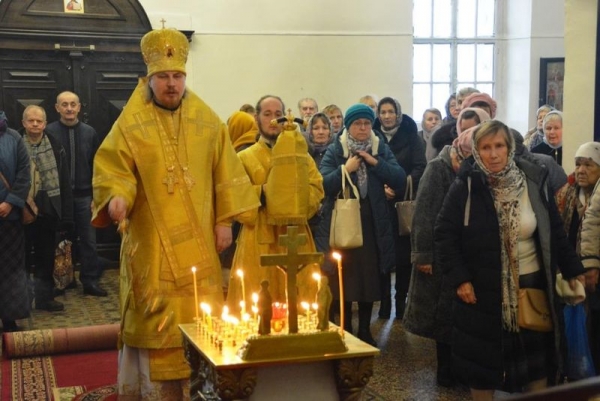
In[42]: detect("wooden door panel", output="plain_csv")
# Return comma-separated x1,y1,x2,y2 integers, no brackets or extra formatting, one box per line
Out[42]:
79,52,146,141
0,53,72,128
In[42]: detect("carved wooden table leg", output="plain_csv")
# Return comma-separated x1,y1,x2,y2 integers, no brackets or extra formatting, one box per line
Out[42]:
333,357,375,401
214,368,258,400
183,336,204,400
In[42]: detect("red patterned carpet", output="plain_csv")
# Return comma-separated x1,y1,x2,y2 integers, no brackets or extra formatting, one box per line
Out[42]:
1,325,119,401
1,349,117,401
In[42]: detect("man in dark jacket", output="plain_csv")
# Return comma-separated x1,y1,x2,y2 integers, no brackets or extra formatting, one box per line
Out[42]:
46,91,106,296
22,105,74,311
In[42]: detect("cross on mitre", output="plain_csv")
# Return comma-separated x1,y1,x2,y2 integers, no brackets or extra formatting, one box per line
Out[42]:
260,226,323,334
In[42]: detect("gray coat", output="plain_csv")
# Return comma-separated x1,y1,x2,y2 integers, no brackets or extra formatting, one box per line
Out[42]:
403,145,456,341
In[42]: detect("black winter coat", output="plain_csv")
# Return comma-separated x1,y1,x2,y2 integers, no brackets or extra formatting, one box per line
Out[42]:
434,157,585,389
315,130,406,276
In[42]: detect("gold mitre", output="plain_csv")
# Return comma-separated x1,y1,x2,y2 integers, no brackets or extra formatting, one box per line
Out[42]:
140,28,188,76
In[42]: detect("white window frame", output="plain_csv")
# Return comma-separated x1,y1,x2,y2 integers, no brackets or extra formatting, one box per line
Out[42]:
413,0,497,119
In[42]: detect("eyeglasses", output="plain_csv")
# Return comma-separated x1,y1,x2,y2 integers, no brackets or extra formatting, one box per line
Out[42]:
351,120,372,128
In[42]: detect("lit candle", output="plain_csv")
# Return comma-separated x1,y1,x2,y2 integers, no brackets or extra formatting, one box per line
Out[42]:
312,302,319,327
192,267,199,323
236,269,246,315
205,304,212,333
252,292,258,310
301,301,310,330
332,252,344,338
200,302,208,326
312,272,321,302
239,300,246,317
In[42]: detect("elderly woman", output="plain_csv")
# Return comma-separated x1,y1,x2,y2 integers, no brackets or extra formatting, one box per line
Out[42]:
404,124,481,387
524,105,554,150
435,120,585,400
572,143,600,372
304,112,333,167
316,103,405,346
531,110,563,165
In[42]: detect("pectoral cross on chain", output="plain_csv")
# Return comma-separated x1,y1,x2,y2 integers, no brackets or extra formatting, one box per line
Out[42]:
163,166,179,194
261,226,324,334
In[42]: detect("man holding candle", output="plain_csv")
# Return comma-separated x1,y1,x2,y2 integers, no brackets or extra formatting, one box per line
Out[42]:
91,27,260,399
227,95,324,310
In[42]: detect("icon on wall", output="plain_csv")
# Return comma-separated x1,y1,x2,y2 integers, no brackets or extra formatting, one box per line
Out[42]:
64,0,84,13
539,58,565,111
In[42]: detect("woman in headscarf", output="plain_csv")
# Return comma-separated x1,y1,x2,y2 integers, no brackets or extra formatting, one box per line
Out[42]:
442,94,460,124
568,142,600,373
315,103,405,346
304,112,334,167
435,120,585,400
524,105,554,150
304,112,334,235
373,97,426,320
431,91,496,157
227,110,258,153
404,124,480,388
417,108,442,162
531,110,563,166
460,92,498,119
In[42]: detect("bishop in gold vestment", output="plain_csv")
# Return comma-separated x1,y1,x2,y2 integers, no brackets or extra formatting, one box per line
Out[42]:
92,28,259,398
226,96,324,310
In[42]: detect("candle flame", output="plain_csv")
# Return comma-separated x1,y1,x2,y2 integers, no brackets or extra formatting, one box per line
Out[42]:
252,306,258,313
191,266,197,273
240,300,245,308
301,301,310,310
312,272,321,281
205,305,211,315
222,305,229,319
332,252,341,261
252,293,258,303
236,269,244,278
312,302,318,311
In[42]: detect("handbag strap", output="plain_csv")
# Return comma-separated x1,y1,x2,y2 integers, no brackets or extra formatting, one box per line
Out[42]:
403,176,413,201
0,171,10,190
341,165,360,200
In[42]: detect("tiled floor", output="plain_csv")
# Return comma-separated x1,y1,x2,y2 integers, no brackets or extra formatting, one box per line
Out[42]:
7,269,474,401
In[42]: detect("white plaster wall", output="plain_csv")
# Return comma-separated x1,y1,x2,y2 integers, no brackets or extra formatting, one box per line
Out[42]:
562,0,598,173
497,0,565,135
137,0,413,120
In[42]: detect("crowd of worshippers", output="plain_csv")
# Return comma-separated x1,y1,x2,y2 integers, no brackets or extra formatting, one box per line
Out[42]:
227,90,600,400
2,83,600,400
0,93,108,333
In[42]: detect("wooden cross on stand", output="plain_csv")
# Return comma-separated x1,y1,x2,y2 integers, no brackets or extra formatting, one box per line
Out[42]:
260,226,323,334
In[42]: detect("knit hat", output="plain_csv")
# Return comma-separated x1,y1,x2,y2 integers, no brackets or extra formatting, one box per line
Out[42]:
141,28,189,76
344,104,375,129
462,93,497,118
575,142,600,167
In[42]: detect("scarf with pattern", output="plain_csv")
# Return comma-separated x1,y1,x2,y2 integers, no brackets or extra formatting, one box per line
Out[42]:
346,133,372,198
472,141,525,332
24,134,60,198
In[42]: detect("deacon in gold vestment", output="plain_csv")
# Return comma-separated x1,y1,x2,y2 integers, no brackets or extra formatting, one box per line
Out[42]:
227,95,324,310
92,28,259,399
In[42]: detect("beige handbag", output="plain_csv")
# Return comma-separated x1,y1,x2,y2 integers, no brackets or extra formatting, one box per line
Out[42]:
517,288,553,332
395,176,415,236
329,165,363,249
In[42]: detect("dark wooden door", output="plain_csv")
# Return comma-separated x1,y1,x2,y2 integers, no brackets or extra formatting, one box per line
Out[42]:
0,49,145,141
0,49,146,259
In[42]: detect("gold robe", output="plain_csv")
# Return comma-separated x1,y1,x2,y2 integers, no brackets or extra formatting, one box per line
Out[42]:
92,78,259,380
226,137,324,310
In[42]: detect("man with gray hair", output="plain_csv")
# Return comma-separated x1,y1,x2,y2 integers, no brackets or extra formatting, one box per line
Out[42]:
298,97,319,121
